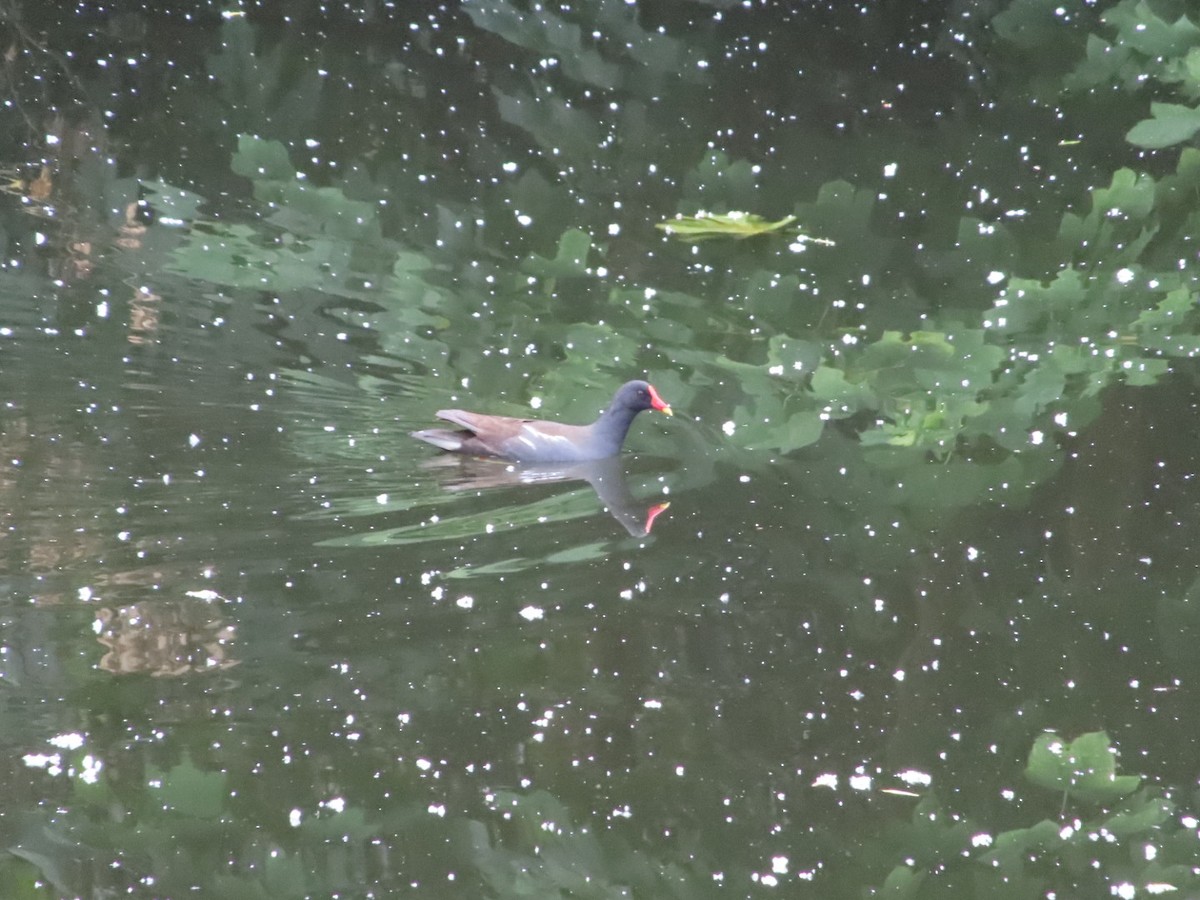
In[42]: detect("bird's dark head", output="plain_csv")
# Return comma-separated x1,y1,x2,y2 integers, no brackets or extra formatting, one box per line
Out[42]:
619,380,673,416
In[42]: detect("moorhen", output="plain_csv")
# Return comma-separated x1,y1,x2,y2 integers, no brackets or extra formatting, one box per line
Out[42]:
411,380,673,463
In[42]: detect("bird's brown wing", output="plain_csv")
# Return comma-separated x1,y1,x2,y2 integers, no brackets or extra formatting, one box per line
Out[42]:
434,410,591,460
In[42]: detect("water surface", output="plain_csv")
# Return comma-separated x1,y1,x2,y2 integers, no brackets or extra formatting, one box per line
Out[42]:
1,2,1198,897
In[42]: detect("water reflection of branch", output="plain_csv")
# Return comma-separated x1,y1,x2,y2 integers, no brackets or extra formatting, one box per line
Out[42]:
95,596,239,677
424,455,671,537
2,1,93,126
127,284,161,344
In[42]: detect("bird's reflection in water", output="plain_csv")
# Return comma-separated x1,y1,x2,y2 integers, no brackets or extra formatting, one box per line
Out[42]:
421,455,670,537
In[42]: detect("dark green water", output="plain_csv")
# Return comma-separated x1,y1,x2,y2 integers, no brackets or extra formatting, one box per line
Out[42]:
1,1,1199,897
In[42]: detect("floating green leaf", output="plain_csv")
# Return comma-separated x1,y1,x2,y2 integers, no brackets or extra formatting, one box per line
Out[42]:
656,211,834,244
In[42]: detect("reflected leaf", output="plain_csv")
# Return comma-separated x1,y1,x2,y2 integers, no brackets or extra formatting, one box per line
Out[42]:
463,0,621,89
169,222,368,295
366,303,451,370
879,863,925,898
992,0,1068,50
796,178,877,240
522,228,592,281
139,179,207,222
494,88,602,166
262,849,307,898
1103,0,1200,59
265,181,382,244
809,365,876,418
1127,102,1200,148
151,757,227,819
474,789,701,897
208,21,322,137
299,806,376,841
170,136,400,295
1025,731,1141,804
977,818,1061,868
1102,792,1173,838
767,334,824,376
545,540,611,563
8,818,90,898
231,134,296,182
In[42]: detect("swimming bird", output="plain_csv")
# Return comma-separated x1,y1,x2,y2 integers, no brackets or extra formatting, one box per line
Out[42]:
411,380,673,463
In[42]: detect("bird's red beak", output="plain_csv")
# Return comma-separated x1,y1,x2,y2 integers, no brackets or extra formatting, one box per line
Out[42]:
647,385,673,416
643,501,671,534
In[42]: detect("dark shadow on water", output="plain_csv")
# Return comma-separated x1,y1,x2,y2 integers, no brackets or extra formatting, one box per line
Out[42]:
423,454,672,537
313,453,676,549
